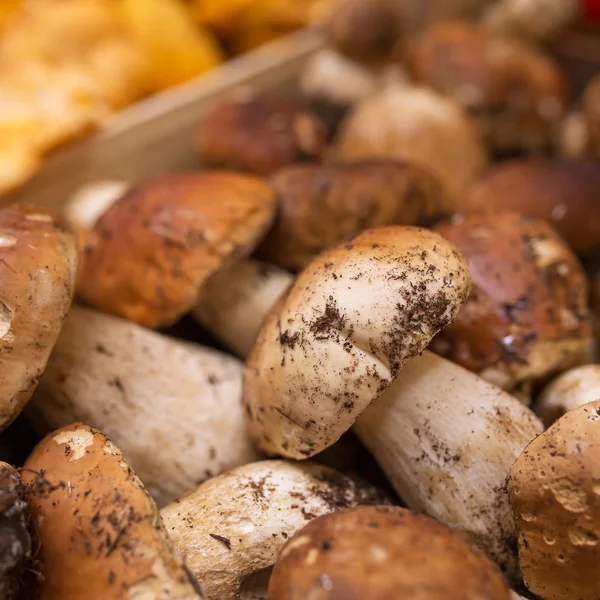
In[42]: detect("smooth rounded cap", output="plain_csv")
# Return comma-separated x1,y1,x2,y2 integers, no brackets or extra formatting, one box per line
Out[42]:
196,89,327,176
536,365,600,427
432,212,592,395
77,171,276,328
0,204,78,430
269,506,512,600
335,84,489,202
258,160,449,271
464,158,600,256
244,226,471,458
22,423,202,600
507,399,600,600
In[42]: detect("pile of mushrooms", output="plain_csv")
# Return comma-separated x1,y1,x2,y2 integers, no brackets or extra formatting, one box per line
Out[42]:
2,1,600,599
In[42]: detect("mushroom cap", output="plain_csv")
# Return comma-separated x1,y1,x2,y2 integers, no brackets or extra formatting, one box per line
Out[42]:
408,21,569,152
326,0,401,61
582,73,600,159
0,462,30,600
464,158,600,256
257,160,450,271
22,423,202,600
268,506,512,600
432,211,592,395
196,89,327,176
77,171,276,328
243,226,471,458
507,399,600,600
161,459,388,600
0,204,78,430
535,364,600,427
335,84,489,202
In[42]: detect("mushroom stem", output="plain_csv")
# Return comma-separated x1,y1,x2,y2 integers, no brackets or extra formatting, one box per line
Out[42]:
353,351,543,580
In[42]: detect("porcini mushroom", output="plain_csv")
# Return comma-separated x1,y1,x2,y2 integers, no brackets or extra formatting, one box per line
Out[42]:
0,462,30,600
161,460,387,600
268,506,512,600
22,424,203,600
507,399,600,600
408,21,569,153
535,364,600,427
77,171,276,329
27,305,259,506
257,160,450,271
196,90,327,176
464,158,600,256
0,204,78,430
335,84,489,202
243,225,543,576
432,211,592,398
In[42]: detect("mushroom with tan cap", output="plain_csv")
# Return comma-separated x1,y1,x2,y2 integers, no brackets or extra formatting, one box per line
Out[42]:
407,21,570,154
244,225,543,577
507,398,600,600
196,90,327,176
0,462,30,600
257,159,450,272
431,211,592,399
27,304,259,506
534,364,600,427
161,460,387,600
77,171,276,329
269,505,512,600
21,423,203,600
0,204,78,430
335,84,489,203
464,158,600,257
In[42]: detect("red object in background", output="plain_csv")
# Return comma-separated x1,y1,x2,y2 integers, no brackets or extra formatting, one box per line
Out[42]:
582,0,600,21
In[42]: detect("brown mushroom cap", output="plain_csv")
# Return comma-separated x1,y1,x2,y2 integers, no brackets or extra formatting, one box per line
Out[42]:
464,158,600,256
21,423,202,600
269,506,512,600
408,21,569,152
335,84,489,202
243,226,471,458
507,399,600,600
196,89,327,176
0,204,78,430
327,0,401,62
432,211,592,396
77,171,276,328
257,160,450,272
582,73,600,160
0,462,30,600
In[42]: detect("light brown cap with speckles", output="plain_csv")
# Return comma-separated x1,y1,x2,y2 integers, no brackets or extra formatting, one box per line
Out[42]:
77,171,276,328
268,505,512,600
243,225,471,458
22,423,203,600
507,399,600,600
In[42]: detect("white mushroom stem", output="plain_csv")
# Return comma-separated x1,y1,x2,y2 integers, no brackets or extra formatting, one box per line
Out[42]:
353,351,543,580
535,364,600,427
510,593,529,600
557,111,589,158
160,460,386,600
27,305,260,506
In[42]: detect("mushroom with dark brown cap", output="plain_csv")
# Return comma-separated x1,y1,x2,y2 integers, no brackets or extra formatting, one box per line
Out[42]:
0,462,30,600
269,505,512,600
580,73,600,159
535,364,600,427
507,398,600,600
408,21,570,154
257,159,450,271
77,171,276,329
463,158,600,256
243,225,543,577
196,90,327,176
161,460,387,600
22,423,203,600
0,204,78,430
335,84,489,203
431,211,592,399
